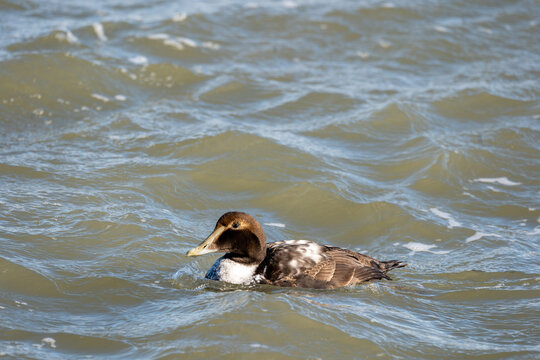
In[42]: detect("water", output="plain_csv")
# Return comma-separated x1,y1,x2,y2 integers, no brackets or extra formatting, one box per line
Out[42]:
1,0,539,358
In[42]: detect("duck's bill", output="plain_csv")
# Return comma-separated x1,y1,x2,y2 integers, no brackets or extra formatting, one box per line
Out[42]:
186,225,225,256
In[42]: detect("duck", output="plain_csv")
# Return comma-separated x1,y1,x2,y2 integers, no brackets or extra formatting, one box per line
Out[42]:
186,211,406,289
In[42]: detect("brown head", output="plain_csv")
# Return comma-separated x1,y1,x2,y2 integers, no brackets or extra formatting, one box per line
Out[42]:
186,212,267,265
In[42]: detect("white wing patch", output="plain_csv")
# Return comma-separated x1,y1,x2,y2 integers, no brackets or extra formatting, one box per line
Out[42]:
269,240,325,277
282,240,324,263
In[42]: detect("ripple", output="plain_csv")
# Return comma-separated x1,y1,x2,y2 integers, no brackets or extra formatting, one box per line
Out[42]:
1,0,539,358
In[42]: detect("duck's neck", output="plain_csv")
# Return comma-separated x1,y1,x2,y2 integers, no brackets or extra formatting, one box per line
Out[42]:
224,243,267,265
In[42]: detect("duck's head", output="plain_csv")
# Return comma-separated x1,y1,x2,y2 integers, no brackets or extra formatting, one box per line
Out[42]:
186,212,267,264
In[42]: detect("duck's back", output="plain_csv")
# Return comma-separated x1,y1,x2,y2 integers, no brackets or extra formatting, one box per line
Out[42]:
255,240,405,289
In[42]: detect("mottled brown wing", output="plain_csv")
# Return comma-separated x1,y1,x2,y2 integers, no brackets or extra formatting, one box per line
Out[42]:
261,241,328,283
258,242,401,289
323,248,390,287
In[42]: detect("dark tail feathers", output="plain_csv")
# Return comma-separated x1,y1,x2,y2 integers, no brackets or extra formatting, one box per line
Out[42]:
380,260,407,274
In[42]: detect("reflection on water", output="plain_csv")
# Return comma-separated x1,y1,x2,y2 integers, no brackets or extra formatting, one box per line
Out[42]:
1,0,539,358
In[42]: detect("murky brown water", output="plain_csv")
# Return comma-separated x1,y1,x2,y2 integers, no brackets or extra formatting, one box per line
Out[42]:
1,0,539,359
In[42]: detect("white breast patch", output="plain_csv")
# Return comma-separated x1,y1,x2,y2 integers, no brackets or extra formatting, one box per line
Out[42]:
206,256,258,285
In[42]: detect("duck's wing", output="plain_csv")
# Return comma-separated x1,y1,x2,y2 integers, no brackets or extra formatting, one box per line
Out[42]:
258,241,405,289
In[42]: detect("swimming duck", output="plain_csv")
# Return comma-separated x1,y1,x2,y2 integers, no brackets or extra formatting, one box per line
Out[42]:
186,212,406,289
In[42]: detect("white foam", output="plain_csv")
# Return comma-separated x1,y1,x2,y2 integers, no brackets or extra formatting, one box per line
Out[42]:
41,337,56,348
172,13,187,22
430,208,462,228
56,29,79,44
202,41,220,50
114,94,127,101
147,33,170,40
478,27,493,35
92,23,107,41
264,222,285,228
378,39,392,48
177,37,197,48
282,1,298,8
465,232,501,243
474,177,521,186
129,55,148,65
434,25,450,33
403,242,450,254
403,242,436,252
357,51,370,59
527,227,540,236
163,39,185,50
91,93,109,102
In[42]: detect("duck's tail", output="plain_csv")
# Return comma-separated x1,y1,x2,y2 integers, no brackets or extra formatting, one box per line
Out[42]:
380,260,407,275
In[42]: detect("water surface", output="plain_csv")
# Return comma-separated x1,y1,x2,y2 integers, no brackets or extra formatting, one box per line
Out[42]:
1,0,539,359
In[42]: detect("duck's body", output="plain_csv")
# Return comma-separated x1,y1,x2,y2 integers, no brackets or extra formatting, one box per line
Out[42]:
187,212,406,289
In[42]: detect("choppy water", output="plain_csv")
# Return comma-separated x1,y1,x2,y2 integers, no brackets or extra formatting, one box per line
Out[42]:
1,0,540,358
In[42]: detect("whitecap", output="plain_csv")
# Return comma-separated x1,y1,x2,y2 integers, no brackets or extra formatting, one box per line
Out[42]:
282,1,298,9
56,29,79,44
378,39,392,48
147,33,170,40
478,27,493,35
474,177,521,186
92,23,108,41
91,93,110,102
172,13,187,22
202,41,220,50
357,51,370,59
114,94,127,101
163,39,184,50
177,37,197,48
430,208,462,228
41,337,56,348
434,25,450,33
129,55,148,65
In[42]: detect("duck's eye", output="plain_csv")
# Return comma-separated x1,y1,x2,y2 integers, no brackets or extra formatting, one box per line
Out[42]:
232,222,240,229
